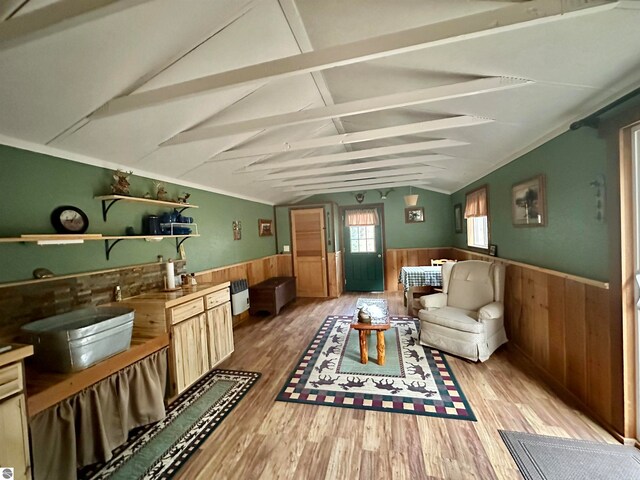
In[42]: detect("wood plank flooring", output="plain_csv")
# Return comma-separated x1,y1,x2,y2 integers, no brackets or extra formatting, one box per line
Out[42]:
176,292,616,480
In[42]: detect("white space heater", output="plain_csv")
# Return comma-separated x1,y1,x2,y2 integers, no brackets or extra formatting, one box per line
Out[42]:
230,279,250,315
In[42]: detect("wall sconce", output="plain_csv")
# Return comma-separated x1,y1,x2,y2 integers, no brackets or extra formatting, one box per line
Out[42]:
232,220,242,240
589,174,605,222
355,192,365,204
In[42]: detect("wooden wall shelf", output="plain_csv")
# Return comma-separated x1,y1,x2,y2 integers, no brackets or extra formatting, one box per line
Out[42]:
94,194,199,221
0,234,200,259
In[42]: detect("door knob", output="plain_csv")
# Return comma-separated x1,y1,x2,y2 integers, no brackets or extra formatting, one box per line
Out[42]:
377,254,382,258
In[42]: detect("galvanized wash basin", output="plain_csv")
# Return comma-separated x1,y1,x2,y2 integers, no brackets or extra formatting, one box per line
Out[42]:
20,306,135,373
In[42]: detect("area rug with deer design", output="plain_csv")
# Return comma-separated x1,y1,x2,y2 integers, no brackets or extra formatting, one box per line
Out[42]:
276,315,475,420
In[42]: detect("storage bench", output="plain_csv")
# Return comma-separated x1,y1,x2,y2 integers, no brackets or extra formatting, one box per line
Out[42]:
249,277,296,316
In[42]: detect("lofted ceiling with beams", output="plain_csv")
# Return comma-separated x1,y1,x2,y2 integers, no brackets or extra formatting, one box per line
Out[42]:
1,0,640,204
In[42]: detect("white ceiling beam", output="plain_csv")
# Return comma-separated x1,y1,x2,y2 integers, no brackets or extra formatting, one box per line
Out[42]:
91,0,612,118
275,167,434,187
210,116,491,160
284,173,432,192
292,180,431,195
161,77,526,144
0,0,155,51
0,0,28,21
242,139,466,172
258,154,452,180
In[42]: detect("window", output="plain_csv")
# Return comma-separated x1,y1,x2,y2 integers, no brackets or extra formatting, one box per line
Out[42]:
467,216,488,249
464,186,489,250
350,225,376,253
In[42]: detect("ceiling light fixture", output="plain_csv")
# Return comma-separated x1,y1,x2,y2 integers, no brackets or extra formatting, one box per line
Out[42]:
404,186,419,207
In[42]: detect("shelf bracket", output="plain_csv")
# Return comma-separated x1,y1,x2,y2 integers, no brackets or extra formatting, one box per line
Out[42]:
175,236,192,253
104,238,124,260
101,198,122,222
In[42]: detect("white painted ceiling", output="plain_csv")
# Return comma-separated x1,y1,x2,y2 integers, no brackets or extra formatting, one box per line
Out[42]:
1,0,640,204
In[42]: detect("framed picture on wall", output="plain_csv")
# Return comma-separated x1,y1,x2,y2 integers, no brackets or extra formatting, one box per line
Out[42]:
453,203,463,233
405,207,424,223
258,218,273,236
512,174,546,226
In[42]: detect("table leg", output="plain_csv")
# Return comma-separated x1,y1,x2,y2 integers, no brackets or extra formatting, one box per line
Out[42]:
377,330,385,366
359,331,368,364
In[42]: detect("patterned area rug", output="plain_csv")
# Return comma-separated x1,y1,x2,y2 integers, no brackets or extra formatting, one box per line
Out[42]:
500,431,640,480
80,370,260,480
277,315,475,420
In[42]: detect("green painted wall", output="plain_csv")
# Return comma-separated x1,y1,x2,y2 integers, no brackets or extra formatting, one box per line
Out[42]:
451,128,609,281
290,186,453,249
0,145,276,283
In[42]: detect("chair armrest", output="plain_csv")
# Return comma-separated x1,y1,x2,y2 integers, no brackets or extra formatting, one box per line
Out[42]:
478,302,504,321
419,293,447,310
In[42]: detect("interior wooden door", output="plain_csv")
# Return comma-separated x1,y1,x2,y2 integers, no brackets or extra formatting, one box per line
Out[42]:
291,208,328,297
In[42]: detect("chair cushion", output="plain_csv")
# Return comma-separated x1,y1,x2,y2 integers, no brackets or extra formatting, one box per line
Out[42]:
446,261,495,311
418,306,483,334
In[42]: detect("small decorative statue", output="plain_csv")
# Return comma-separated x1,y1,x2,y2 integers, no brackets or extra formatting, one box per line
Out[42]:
111,170,132,196
177,192,191,204
153,181,169,201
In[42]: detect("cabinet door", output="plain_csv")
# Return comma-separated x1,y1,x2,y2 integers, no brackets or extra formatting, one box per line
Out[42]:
171,313,210,395
0,394,31,480
206,302,234,367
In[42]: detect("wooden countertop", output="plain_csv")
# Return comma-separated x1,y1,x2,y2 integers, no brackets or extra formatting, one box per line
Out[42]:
0,344,33,368
26,332,169,417
122,281,230,308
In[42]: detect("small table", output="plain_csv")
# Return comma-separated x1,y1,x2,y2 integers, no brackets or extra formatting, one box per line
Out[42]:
398,266,442,306
350,320,391,365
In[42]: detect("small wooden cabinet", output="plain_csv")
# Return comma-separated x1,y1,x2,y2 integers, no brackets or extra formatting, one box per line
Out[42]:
206,302,234,366
0,345,34,480
122,282,234,399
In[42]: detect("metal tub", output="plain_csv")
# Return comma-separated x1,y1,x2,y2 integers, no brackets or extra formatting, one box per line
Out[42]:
20,306,135,373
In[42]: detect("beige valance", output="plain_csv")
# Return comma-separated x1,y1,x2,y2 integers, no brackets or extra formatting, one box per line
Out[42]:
345,209,379,226
464,187,488,218
30,348,168,480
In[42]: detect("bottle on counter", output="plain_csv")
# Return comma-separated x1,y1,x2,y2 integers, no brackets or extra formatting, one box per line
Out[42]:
190,273,198,286
114,285,122,302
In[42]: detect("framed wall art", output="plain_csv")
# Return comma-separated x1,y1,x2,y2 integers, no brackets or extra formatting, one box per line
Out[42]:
405,207,424,223
453,203,463,233
512,175,546,227
258,218,273,236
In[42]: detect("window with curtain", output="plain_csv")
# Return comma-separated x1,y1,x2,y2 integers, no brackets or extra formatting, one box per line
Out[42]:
345,209,379,253
464,186,489,249
345,209,379,226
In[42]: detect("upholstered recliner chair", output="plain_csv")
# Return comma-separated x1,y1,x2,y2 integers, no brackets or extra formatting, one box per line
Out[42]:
418,260,507,362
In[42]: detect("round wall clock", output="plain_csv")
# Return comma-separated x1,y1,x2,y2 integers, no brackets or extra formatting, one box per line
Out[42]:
51,206,89,234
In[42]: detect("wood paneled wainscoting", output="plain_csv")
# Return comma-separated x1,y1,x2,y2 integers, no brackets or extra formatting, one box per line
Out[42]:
195,254,293,325
449,248,624,440
328,251,343,298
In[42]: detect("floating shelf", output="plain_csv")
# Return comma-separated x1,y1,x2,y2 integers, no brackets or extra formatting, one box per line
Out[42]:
0,233,199,259
95,195,199,221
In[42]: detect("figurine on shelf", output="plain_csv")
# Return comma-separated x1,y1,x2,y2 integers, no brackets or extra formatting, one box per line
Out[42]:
177,192,191,204
111,170,132,196
153,181,169,201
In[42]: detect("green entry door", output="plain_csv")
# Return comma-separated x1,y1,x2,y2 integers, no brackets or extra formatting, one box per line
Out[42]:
344,209,384,292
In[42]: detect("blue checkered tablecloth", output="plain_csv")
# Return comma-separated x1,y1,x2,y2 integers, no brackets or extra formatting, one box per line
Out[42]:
398,266,442,292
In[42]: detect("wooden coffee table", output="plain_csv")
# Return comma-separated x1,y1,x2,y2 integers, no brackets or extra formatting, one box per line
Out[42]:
350,318,391,365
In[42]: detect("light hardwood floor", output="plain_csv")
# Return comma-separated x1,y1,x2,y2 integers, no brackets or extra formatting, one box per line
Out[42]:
176,292,616,480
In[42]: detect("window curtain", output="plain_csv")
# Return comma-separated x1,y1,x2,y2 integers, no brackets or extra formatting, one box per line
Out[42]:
345,209,379,226
464,187,488,218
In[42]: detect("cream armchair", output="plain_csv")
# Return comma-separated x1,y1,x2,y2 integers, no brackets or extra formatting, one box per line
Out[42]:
418,260,507,362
